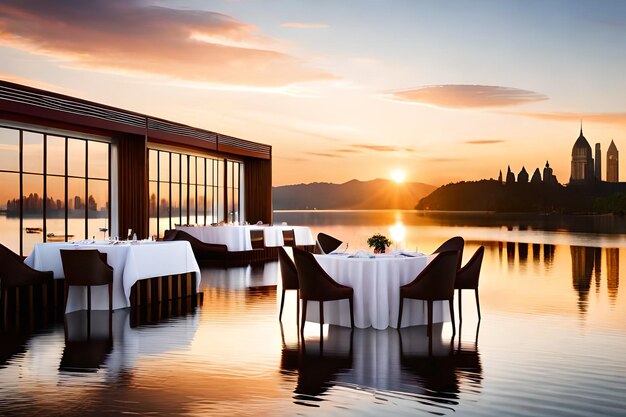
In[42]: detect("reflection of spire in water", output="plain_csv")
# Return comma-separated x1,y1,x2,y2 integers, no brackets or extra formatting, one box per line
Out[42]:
498,242,503,263
594,248,602,293
570,246,595,314
606,248,619,303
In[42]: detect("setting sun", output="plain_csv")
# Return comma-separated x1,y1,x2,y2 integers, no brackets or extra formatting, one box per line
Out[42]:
390,169,406,183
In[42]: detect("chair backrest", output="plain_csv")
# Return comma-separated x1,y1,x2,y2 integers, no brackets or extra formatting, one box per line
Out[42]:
403,251,459,301
250,229,265,249
317,233,342,254
60,250,113,286
433,236,465,270
282,229,296,247
278,247,299,290
0,243,53,289
293,248,343,301
455,246,485,290
163,229,177,241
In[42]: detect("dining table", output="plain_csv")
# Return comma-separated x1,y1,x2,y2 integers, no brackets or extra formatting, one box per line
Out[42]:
175,224,315,251
301,252,450,330
24,240,201,313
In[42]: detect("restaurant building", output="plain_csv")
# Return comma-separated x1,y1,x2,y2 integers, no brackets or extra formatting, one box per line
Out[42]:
0,80,272,256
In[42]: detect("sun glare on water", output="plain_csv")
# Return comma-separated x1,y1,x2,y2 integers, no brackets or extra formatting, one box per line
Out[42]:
390,169,406,183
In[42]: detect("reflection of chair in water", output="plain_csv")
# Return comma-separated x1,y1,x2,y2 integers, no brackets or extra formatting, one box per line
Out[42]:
278,247,299,321
316,233,342,254
1,243,54,327
280,324,354,398
454,246,485,321
60,310,112,372
398,251,458,336
0,330,32,366
293,248,354,333
399,322,482,404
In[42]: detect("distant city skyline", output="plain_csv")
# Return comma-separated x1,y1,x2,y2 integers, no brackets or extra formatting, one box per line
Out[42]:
1,0,625,186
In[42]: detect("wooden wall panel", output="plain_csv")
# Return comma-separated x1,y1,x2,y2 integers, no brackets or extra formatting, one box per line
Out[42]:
118,133,149,238
244,157,272,224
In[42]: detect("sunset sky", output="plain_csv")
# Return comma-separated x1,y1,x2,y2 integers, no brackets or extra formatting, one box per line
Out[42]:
1,0,625,186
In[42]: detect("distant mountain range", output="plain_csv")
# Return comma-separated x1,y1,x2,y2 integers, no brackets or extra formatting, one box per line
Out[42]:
273,179,436,210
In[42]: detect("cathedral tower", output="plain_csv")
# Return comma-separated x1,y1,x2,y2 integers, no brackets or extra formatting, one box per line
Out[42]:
607,140,619,182
570,125,594,182
595,143,601,180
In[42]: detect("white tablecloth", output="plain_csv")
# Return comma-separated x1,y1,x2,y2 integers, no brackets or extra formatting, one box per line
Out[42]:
303,253,450,330
176,225,315,251
24,241,201,313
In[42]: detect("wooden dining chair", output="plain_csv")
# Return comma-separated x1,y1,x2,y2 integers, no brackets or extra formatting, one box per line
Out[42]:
432,236,465,271
316,233,342,254
455,246,485,321
282,229,296,247
397,250,459,336
0,243,55,327
278,247,299,321
293,248,354,333
60,250,113,313
250,229,266,250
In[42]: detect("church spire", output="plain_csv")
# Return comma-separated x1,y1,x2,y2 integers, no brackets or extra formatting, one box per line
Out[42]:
580,120,583,136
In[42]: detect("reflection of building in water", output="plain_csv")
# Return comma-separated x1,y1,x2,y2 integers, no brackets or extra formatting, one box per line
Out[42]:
570,246,595,314
532,244,541,262
594,248,602,292
606,248,619,303
506,242,515,266
544,244,555,267
518,242,528,263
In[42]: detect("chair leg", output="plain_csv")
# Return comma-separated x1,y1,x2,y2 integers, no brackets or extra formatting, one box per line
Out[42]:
108,283,113,338
279,289,286,321
296,290,300,323
3,289,7,328
458,288,463,322
87,286,92,312
427,300,433,338
449,298,456,335
319,301,324,331
397,297,404,329
348,296,355,328
63,282,69,313
475,288,481,320
300,299,307,334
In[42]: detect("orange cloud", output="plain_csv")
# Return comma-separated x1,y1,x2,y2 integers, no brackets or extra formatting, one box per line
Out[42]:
0,0,335,87
515,111,626,127
0,72,79,95
280,23,329,29
464,139,506,145
388,85,548,109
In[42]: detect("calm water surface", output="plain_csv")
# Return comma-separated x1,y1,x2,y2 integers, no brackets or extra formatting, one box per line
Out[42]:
1,210,625,416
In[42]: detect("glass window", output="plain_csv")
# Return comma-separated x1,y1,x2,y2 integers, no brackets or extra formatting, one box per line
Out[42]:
0,172,20,253
68,139,86,177
181,155,188,183
197,158,205,185
88,141,109,179
149,149,158,181
88,179,109,239
46,175,65,242
23,131,44,174
159,182,170,231
22,174,44,254
68,178,86,240
197,184,205,225
0,127,19,171
47,136,65,176
172,153,180,183
159,151,170,182
171,183,181,225
189,156,196,185
149,181,158,237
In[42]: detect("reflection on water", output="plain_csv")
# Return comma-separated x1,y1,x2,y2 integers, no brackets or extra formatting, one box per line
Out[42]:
0,211,625,416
